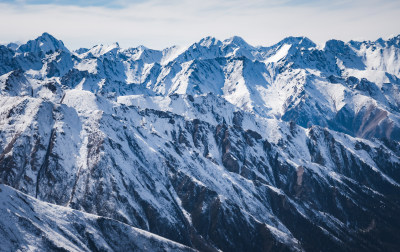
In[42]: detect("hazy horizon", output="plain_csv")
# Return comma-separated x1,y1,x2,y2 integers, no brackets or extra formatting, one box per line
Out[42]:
1,0,399,50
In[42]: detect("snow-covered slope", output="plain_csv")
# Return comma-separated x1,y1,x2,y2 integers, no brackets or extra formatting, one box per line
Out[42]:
0,184,194,252
4,32,399,141
0,33,400,251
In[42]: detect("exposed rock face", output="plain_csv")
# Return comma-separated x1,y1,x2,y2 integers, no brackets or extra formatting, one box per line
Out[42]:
0,33,400,251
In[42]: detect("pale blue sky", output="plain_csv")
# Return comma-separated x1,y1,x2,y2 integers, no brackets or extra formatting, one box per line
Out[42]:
1,0,399,49
0,0,145,8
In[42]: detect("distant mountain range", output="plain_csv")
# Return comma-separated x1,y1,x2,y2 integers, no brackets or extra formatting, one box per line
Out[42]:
1,33,400,251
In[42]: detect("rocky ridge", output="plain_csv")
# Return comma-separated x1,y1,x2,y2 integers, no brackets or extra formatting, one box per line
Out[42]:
0,33,400,251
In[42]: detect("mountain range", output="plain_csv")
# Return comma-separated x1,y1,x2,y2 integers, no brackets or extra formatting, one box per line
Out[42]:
0,32,400,251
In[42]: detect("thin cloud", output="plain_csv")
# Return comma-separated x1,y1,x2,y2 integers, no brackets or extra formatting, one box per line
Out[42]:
0,0,145,8
0,0,399,50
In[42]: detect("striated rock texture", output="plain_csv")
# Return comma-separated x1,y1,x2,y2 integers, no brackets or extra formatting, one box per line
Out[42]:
0,33,400,251
0,184,194,251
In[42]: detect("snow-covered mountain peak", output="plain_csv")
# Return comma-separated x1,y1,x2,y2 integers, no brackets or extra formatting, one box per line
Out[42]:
277,36,316,49
223,36,252,48
259,36,317,64
73,47,90,55
84,42,121,57
197,36,222,47
174,36,223,62
221,36,259,59
324,39,349,51
123,45,163,63
136,44,147,50
161,45,187,64
6,42,20,51
387,34,400,47
17,32,69,54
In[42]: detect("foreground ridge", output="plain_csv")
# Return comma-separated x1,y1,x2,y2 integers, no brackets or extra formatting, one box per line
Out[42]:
0,184,195,251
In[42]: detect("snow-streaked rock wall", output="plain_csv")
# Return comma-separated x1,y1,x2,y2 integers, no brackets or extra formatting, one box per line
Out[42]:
1,33,400,251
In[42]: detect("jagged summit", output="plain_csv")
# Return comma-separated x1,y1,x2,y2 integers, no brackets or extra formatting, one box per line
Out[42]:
324,39,349,51
386,34,400,47
197,36,222,47
82,42,120,57
17,32,69,54
275,36,316,48
13,32,400,56
6,42,20,50
223,35,252,47
74,47,89,54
